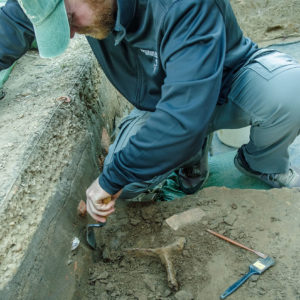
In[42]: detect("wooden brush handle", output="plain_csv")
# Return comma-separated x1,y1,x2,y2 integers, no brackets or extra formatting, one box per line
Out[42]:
102,196,112,221
207,229,267,258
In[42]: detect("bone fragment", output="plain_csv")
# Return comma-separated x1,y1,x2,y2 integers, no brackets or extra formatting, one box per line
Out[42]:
166,208,205,231
125,237,186,290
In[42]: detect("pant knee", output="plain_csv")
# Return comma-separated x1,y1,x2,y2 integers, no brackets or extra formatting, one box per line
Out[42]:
119,182,152,199
271,68,300,124
274,94,300,127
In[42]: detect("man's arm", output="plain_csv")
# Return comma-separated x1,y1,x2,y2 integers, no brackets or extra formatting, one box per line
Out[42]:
99,0,226,194
0,0,35,71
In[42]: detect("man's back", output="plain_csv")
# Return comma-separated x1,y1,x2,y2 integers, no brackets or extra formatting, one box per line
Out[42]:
87,0,258,110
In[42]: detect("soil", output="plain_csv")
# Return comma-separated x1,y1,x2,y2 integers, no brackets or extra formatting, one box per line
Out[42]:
231,0,300,47
0,36,130,291
0,0,300,299
74,187,300,300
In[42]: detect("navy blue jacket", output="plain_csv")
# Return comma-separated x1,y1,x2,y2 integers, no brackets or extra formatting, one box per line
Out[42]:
0,0,258,194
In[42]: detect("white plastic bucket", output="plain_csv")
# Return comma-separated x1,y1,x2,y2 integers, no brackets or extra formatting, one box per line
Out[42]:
217,126,250,148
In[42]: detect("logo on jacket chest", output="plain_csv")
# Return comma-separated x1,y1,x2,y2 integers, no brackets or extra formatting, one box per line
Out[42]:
140,49,159,74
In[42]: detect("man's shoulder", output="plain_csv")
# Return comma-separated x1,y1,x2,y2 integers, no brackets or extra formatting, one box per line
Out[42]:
150,0,223,15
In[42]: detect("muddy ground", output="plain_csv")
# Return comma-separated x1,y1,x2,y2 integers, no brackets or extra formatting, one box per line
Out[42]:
0,0,300,299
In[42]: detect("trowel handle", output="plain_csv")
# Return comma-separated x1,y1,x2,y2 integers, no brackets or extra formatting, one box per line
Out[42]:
103,196,112,205
220,270,257,299
102,196,112,221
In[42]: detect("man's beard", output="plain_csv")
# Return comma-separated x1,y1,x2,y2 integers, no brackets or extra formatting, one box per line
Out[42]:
77,0,116,40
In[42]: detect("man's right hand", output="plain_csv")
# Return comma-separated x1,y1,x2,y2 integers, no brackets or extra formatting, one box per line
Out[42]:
86,179,122,223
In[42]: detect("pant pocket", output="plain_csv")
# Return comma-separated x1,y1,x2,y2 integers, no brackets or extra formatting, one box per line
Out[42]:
247,52,300,80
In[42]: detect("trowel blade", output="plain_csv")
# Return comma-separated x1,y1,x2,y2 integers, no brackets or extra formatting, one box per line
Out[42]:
86,223,106,250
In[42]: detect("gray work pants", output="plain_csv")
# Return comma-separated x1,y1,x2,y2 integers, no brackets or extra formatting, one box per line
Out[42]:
104,50,300,198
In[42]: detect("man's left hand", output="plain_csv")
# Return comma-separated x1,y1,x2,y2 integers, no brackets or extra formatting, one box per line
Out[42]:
86,179,121,223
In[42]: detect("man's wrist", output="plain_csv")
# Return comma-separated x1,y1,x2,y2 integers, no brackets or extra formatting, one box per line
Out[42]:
98,173,122,195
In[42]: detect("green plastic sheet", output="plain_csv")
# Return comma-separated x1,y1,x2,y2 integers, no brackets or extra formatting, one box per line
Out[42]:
159,150,269,201
0,64,15,88
0,41,38,89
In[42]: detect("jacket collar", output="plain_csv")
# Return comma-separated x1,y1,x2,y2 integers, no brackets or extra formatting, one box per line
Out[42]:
113,0,136,45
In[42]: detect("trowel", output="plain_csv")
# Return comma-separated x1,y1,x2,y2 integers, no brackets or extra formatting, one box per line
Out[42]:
86,196,111,250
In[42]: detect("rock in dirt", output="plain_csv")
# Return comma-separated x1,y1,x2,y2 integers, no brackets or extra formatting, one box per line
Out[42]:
166,208,205,231
130,217,141,226
99,291,109,300
105,282,115,292
223,214,237,226
118,296,129,300
163,288,172,297
248,281,257,288
96,271,109,280
135,294,147,300
111,291,121,297
143,275,156,292
231,203,238,209
174,290,194,300
141,206,156,220
250,274,260,282
258,287,266,295
77,200,87,217
102,246,115,261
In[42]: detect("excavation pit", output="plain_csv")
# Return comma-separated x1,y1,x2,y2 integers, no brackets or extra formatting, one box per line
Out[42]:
1,2,300,299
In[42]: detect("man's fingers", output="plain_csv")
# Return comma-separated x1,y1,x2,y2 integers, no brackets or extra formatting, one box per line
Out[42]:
87,201,115,219
87,204,110,223
88,213,107,223
87,199,114,216
94,199,116,211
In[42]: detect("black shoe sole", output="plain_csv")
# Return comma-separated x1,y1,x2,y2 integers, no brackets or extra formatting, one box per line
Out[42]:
178,171,209,194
